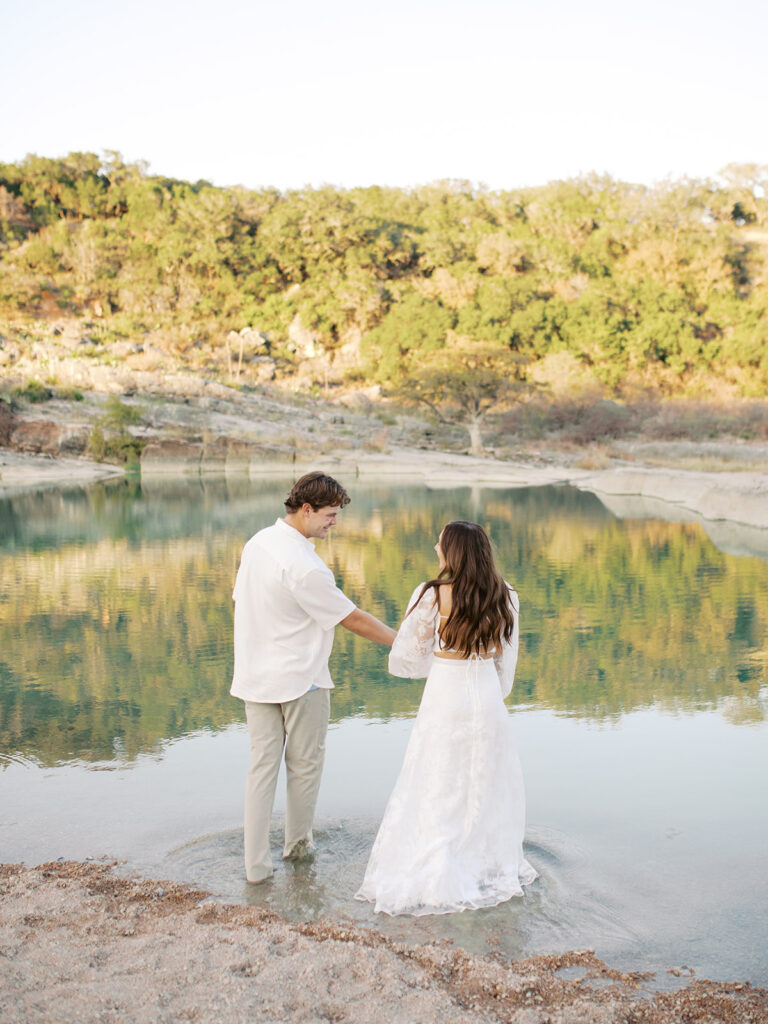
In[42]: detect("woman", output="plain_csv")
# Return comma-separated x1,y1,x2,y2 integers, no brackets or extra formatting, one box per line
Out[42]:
356,520,537,916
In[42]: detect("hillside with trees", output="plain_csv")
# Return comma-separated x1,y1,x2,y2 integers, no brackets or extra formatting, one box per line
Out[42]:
1,152,767,415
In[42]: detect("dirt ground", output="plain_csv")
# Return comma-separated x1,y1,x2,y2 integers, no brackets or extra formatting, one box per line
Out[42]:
1,862,766,1024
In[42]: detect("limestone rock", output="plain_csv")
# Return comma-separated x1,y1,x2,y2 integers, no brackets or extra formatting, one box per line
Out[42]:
140,439,204,474
288,314,322,358
251,356,277,382
337,326,362,366
225,328,270,355
10,420,63,454
200,437,257,474
8,419,89,456
109,341,145,357
339,385,383,409
49,322,99,350
59,426,90,455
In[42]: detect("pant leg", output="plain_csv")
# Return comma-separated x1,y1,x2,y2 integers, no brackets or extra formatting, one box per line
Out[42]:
244,700,285,883
281,687,330,858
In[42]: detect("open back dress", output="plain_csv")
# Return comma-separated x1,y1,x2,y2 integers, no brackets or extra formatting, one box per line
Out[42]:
355,582,537,916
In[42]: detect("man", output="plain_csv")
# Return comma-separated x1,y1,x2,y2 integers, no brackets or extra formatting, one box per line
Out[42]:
231,471,396,883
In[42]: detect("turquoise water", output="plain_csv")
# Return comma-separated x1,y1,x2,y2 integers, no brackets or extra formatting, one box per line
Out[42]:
1,477,766,984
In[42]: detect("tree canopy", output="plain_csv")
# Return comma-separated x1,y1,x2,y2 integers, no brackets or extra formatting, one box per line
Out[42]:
1,153,767,396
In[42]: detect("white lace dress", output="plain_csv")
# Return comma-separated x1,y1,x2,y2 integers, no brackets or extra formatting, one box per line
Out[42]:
355,583,538,916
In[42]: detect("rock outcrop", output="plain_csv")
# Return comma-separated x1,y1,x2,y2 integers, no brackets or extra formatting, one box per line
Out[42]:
8,419,89,456
139,439,205,474
140,437,273,475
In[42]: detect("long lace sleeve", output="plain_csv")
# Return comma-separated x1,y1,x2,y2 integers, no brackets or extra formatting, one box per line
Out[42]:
494,587,520,698
388,583,438,679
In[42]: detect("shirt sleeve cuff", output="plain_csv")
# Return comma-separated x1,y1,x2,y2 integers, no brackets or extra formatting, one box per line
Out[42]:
313,595,357,631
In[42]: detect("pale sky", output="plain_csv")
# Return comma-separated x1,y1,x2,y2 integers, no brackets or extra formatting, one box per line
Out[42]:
3,0,766,192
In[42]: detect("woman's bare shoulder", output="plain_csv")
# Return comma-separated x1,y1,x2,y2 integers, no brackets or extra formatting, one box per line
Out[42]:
408,581,438,610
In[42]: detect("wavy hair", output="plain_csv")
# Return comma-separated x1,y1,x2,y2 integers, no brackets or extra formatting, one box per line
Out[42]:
284,472,351,512
411,520,515,656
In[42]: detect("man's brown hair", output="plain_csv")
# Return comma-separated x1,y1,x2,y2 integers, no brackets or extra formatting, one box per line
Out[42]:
284,472,351,513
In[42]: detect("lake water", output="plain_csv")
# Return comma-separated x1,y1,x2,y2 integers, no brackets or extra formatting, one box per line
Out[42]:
1,476,767,986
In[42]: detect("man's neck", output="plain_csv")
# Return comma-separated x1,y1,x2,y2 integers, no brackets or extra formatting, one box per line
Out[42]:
283,513,311,539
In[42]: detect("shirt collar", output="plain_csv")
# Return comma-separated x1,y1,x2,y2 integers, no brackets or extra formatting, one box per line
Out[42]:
275,517,315,548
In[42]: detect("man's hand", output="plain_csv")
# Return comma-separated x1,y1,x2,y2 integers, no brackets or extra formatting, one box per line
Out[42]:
340,609,397,646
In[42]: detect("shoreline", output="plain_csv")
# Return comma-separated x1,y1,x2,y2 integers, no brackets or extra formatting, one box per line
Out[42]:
0,448,124,495
2,378,767,531
3,443,768,534
2,860,765,1024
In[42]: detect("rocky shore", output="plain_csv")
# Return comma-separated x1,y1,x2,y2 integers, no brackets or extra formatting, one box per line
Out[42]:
2,379,768,537
2,861,765,1024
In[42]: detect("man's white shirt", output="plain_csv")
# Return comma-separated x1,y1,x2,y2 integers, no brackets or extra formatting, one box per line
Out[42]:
230,518,356,703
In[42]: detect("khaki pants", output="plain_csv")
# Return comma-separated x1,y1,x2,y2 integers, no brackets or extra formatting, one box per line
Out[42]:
243,687,330,883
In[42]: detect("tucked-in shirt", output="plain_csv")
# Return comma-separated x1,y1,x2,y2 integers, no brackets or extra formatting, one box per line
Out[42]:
388,582,520,697
230,518,356,703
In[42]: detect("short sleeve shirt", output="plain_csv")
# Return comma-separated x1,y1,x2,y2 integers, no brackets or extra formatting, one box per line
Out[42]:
230,519,356,703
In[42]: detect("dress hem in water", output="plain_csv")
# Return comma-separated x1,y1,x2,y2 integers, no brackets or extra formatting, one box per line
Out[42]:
354,863,539,917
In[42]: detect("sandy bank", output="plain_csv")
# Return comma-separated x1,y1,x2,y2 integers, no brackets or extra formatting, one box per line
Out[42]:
0,449,123,497
1,861,765,1024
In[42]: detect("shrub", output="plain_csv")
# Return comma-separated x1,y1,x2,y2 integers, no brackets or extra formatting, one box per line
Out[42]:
638,401,768,441
502,397,637,443
0,389,19,412
501,396,768,444
88,423,106,460
55,387,85,402
88,422,145,464
13,379,53,403
87,396,147,464
101,395,145,429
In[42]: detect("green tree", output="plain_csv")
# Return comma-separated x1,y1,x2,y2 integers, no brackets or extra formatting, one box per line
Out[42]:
391,342,535,456
363,292,456,380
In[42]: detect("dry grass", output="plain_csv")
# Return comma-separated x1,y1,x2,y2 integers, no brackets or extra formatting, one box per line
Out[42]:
500,397,768,446
640,455,768,473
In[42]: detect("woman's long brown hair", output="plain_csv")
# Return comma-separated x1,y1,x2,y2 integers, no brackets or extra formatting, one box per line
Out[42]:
410,521,515,656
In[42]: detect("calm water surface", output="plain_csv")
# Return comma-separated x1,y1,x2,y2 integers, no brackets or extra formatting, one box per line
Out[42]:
1,477,766,985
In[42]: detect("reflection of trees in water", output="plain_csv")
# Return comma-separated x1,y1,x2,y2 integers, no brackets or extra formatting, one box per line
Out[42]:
0,476,291,554
0,483,766,765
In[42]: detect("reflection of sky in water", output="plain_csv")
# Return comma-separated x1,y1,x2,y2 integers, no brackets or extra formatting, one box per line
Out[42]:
1,478,767,985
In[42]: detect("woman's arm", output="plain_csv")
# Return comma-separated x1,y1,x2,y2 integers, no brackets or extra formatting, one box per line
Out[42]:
494,588,520,698
388,584,438,679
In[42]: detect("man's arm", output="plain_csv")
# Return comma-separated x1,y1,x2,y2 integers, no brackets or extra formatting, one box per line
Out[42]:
340,608,397,646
